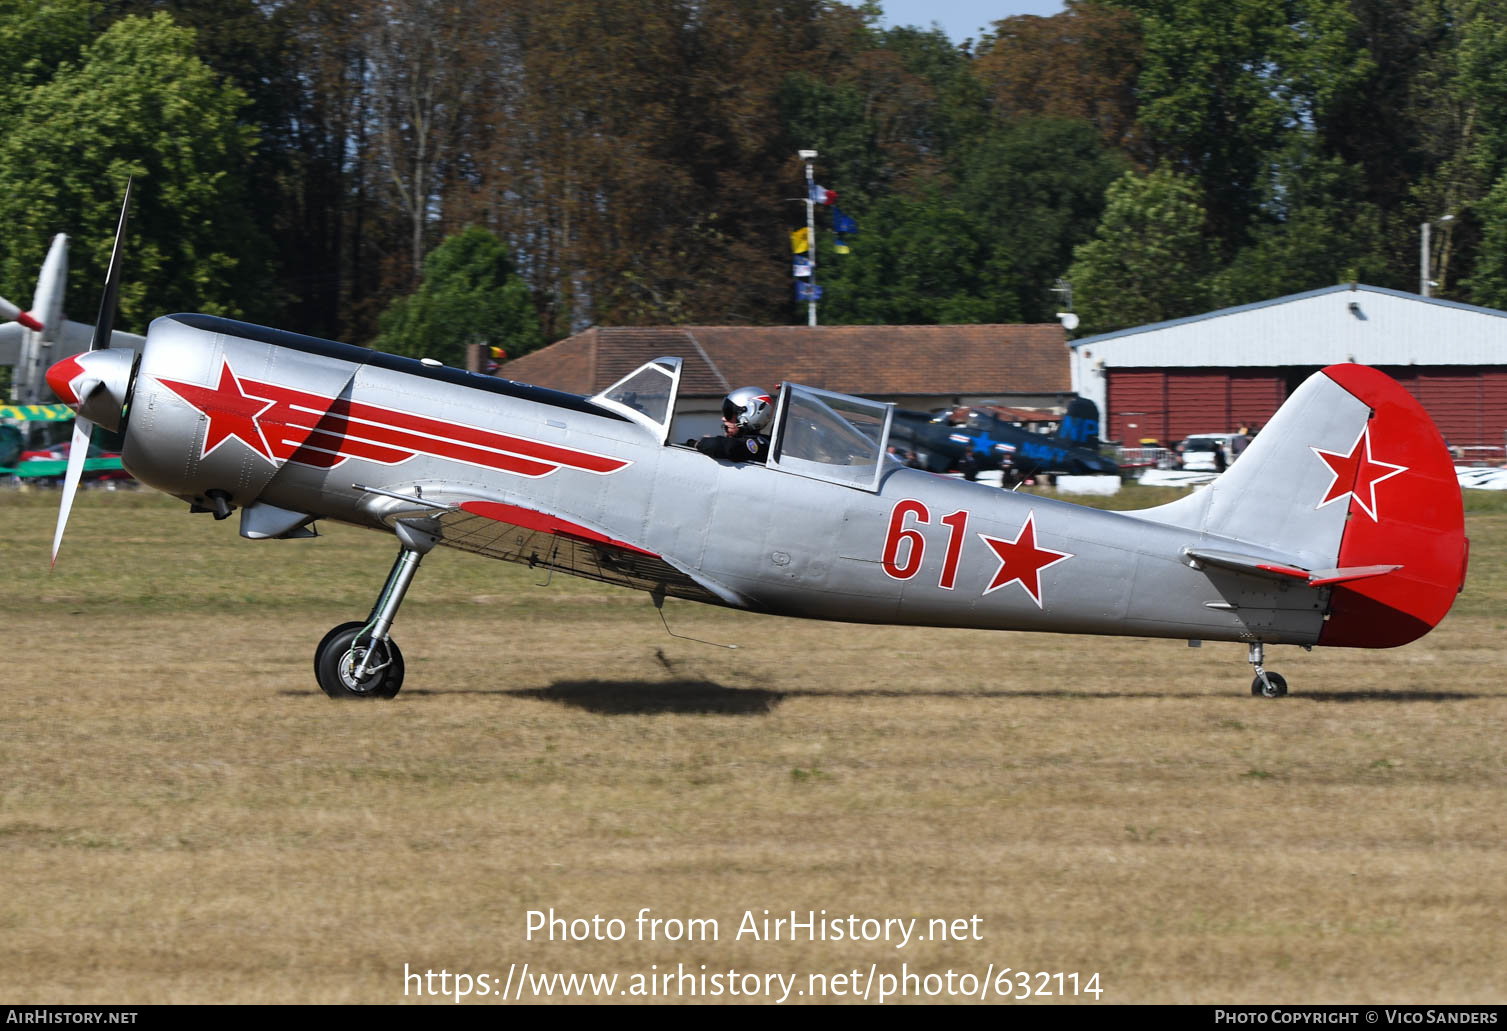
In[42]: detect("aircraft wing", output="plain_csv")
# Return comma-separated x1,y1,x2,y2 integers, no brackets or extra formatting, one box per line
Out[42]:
365,490,739,607
56,319,146,353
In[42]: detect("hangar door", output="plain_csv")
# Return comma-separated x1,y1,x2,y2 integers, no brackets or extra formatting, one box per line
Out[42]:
1384,366,1507,451
1107,369,1288,444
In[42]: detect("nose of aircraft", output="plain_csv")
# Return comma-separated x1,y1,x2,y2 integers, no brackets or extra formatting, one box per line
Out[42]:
46,348,134,433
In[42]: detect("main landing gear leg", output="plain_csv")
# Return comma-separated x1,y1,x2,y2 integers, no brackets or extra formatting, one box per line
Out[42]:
315,520,437,699
1247,641,1288,698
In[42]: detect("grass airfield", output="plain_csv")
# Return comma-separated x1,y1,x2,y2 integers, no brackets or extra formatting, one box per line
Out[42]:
2,487,1504,1005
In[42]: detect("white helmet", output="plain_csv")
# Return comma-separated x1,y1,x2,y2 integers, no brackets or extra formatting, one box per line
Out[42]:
722,386,773,433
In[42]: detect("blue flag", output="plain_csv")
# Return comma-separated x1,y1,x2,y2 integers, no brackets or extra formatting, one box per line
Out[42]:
834,208,858,235
795,282,824,300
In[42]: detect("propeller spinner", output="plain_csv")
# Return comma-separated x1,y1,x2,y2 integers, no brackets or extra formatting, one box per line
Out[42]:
47,178,134,568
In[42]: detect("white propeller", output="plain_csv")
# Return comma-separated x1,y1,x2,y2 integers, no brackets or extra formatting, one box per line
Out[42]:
48,176,132,570
50,414,94,568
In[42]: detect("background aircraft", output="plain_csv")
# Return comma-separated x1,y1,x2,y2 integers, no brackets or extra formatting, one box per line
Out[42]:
46,186,1468,701
0,233,145,404
889,396,1120,481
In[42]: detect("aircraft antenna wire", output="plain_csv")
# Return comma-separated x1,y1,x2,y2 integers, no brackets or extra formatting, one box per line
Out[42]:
652,591,738,649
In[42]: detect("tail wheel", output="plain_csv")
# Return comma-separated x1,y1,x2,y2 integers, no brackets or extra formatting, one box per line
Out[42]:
315,621,404,699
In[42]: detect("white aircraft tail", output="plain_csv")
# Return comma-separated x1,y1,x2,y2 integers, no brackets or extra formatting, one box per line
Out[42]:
31,233,69,341
1136,364,1467,648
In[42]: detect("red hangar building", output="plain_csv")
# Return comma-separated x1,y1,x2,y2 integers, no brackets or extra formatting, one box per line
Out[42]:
1069,284,1507,461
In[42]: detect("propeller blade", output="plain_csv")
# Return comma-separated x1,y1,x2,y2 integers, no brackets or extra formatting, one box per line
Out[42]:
89,176,133,353
0,294,43,331
51,415,94,569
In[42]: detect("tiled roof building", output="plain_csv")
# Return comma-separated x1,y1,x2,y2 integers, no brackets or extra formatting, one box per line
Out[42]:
499,324,1072,408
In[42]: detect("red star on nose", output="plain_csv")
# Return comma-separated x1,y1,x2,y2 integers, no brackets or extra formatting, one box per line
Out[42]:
977,510,1074,607
157,360,279,462
1310,424,1407,522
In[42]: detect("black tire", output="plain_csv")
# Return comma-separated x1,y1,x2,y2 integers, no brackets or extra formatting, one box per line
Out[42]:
1250,671,1288,698
315,621,404,699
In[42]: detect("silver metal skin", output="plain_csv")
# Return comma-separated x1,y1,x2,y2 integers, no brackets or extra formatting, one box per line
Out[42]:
51,310,1463,696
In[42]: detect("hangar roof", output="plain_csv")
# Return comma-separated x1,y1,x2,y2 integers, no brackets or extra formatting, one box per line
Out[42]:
1070,284,1507,367
499,324,1071,399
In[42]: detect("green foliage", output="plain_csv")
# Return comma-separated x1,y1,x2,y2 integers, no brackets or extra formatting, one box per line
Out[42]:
1066,168,1215,333
1462,175,1507,308
373,227,543,366
1208,142,1391,306
0,12,270,331
817,190,1011,324
818,118,1123,325
0,0,99,121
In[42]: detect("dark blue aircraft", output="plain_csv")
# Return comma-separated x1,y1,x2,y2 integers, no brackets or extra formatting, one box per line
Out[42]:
889,397,1119,482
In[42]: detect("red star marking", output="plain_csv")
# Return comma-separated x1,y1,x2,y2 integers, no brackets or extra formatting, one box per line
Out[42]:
1310,424,1407,522
158,360,278,462
976,510,1074,608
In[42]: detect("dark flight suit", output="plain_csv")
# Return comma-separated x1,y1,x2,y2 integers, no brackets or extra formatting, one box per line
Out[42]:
694,431,770,463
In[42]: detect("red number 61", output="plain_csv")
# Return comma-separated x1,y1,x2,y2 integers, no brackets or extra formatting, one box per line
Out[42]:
881,499,969,590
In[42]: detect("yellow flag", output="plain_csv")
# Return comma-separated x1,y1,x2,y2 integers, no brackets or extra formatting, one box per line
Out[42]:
790,226,809,254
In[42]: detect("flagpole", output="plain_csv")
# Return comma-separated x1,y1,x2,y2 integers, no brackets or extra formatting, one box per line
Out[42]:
800,148,818,326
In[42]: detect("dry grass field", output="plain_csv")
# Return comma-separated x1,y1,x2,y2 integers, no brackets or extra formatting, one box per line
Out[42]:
1,486,1504,1005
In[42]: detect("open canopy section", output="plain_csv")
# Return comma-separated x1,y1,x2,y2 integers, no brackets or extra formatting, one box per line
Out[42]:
769,382,894,492
588,356,682,443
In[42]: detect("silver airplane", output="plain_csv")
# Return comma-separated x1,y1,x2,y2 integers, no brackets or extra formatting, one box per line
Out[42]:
40,187,1469,699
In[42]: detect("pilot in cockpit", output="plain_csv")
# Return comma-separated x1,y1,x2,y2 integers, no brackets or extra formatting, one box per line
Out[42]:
690,386,773,463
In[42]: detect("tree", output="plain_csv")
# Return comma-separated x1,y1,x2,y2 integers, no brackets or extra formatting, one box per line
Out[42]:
1098,0,1370,252
1463,174,1507,308
0,0,99,123
953,119,1127,321
816,190,1012,325
973,1,1145,163
1207,142,1391,306
0,12,269,330
1065,168,1215,333
372,227,542,366
817,118,1123,325
367,0,488,283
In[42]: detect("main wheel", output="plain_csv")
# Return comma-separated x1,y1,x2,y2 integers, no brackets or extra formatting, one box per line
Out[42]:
315,621,405,699
1250,671,1288,698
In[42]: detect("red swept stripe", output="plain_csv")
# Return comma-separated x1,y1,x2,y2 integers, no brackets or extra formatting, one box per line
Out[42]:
459,501,658,557
156,360,631,479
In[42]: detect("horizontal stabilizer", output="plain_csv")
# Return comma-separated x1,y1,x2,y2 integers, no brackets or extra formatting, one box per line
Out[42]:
1185,547,1401,588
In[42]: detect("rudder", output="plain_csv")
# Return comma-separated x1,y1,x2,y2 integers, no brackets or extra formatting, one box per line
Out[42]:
1137,364,1467,647
1313,365,1467,647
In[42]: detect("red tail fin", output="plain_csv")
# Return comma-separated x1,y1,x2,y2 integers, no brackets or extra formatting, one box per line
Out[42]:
1317,365,1468,648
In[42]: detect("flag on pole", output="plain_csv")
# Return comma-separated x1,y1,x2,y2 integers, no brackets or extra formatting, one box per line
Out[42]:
795,282,823,300
793,255,812,277
834,208,857,234
790,226,809,254
810,184,837,205
833,237,850,255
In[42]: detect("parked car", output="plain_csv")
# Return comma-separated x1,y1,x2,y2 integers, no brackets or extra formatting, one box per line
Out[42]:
1175,432,1243,472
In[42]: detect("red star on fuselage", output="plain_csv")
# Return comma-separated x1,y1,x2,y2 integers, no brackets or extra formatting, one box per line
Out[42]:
1310,423,1407,522
976,510,1074,607
157,360,279,462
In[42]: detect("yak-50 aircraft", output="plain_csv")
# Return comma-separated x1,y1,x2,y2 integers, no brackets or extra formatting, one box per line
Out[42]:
40,185,1468,699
